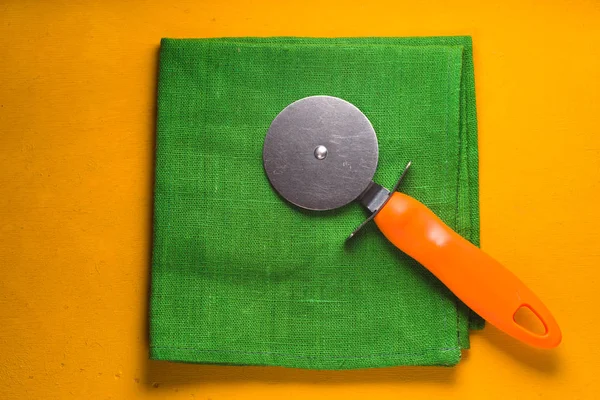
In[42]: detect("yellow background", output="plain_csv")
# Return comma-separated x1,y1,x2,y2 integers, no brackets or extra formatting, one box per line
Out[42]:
1,0,599,398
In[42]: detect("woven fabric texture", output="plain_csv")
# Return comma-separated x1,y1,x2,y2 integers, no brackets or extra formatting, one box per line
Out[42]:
150,36,481,369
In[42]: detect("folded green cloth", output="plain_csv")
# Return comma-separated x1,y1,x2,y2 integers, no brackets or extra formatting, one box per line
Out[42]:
151,36,481,369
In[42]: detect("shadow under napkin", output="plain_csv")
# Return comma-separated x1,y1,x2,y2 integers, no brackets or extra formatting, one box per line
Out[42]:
142,359,459,388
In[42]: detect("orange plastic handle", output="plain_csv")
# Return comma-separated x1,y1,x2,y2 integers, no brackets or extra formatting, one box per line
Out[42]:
374,192,562,348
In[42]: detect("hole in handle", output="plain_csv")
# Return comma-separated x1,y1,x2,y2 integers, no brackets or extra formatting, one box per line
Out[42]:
513,305,548,336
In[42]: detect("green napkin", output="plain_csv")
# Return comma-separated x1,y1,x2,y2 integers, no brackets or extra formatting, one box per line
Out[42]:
150,37,482,369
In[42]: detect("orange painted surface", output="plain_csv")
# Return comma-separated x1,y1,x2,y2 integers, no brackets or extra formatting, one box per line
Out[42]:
1,0,599,398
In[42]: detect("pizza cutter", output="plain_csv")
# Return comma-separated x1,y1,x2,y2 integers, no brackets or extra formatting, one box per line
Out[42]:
263,95,561,349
